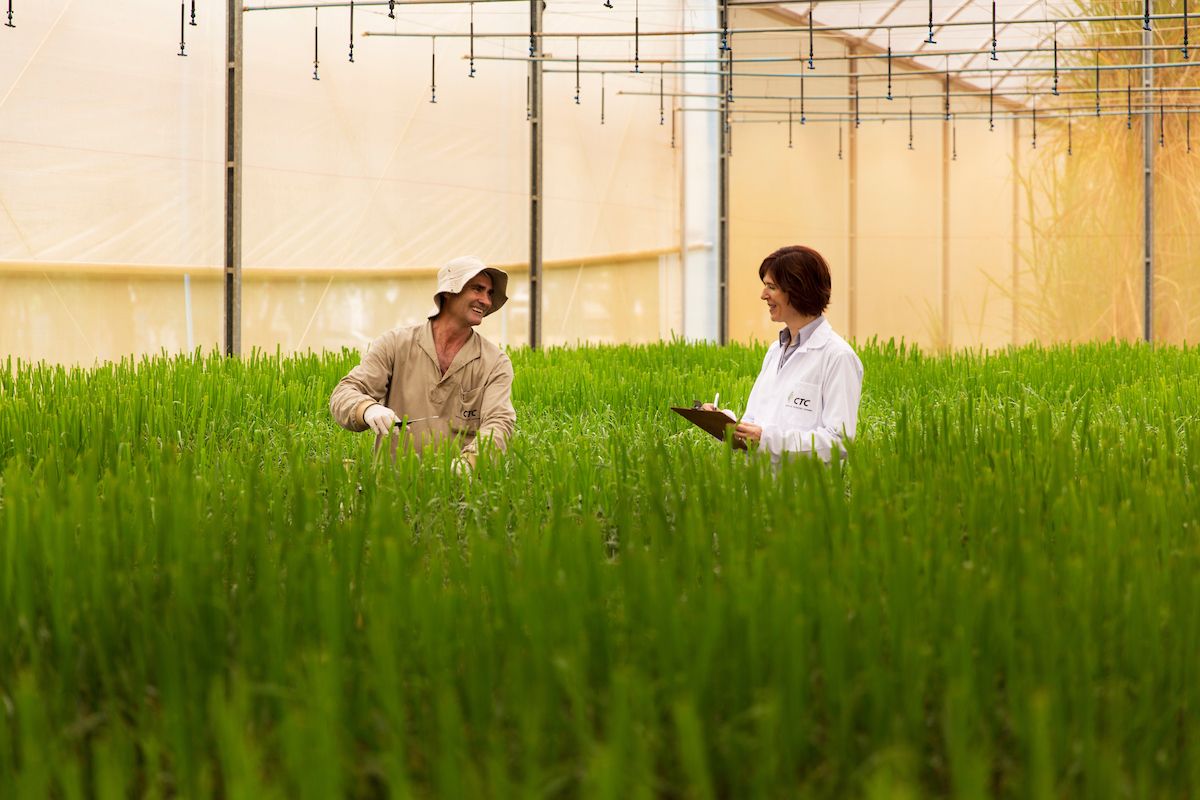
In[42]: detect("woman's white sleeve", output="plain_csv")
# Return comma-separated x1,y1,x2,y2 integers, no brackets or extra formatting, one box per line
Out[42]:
740,350,774,425
759,351,863,459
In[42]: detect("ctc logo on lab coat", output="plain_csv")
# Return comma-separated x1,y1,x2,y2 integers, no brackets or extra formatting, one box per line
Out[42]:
786,387,816,411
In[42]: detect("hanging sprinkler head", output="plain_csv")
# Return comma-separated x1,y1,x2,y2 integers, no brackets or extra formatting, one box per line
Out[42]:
1127,71,1133,129
634,0,640,73
5,0,14,28
348,0,355,63
943,57,950,121
600,73,606,125
1052,29,1059,96
1032,97,1037,149
388,0,396,19
190,1,197,26
1160,93,1165,147
988,74,995,131
908,97,914,150
886,29,893,100
178,3,188,56
990,1,998,60
659,63,665,125
1182,0,1191,59
799,52,806,124
468,2,476,77
807,1,815,69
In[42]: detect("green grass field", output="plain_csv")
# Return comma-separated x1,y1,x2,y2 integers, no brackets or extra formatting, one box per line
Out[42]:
2,341,1199,798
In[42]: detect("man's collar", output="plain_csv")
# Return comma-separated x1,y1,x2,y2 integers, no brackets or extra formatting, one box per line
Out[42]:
444,331,481,379
421,320,481,380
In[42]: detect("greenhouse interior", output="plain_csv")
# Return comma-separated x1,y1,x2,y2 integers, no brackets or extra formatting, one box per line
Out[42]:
3,0,1200,797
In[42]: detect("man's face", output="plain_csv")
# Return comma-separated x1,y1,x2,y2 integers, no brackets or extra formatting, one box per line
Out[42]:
442,271,494,327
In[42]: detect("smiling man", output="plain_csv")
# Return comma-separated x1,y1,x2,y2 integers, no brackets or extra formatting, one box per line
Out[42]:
329,256,516,470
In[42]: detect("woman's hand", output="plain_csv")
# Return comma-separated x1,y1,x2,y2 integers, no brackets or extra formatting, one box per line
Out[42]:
734,422,762,446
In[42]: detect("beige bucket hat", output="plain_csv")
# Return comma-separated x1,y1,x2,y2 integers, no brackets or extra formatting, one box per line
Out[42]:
426,256,510,319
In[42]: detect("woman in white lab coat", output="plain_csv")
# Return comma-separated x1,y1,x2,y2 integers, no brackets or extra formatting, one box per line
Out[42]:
721,245,863,463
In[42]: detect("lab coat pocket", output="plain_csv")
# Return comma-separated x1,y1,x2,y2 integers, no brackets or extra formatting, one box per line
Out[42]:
456,386,484,432
782,381,820,423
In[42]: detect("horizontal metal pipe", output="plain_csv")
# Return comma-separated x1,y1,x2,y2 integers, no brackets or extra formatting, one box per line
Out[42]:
717,102,1198,116
246,0,517,10
467,43,1197,66
362,12,1195,39
617,85,1200,104
536,60,1199,80
721,106,1199,123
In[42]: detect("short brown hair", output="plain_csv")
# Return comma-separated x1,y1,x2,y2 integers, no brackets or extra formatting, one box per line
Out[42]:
758,245,831,317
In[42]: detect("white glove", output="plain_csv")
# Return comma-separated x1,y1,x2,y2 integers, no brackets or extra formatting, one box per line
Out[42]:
364,403,400,436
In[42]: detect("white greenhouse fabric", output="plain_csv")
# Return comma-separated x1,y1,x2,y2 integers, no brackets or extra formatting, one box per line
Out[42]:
0,1,687,272
810,0,1086,96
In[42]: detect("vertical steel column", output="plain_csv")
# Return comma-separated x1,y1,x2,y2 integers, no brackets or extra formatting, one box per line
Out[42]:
1011,117,1020,346
224,0,243,357
941,117,951,350
529,0,544,349
847,45,858,340
1142,24,1154,342
716,0,729,345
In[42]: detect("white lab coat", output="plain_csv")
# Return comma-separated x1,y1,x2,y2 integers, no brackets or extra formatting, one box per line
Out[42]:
742,319,864,464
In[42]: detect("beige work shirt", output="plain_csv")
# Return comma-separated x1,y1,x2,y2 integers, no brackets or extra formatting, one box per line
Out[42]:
329,321,516,459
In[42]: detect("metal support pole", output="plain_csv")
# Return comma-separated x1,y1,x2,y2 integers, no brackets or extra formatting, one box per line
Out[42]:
225,0,244,357
942,116,951,350
1011,116,1020,346
529,0,544,349
1142,24,1154,342
847,45,858,340
717,1,730,345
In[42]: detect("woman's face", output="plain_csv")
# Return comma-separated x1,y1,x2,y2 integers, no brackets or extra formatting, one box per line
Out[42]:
760,270,794,323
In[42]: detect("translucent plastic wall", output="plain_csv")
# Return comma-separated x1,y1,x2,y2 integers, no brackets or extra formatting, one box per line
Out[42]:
0,1,684,363
725,5,1200,350
727,7,1022,350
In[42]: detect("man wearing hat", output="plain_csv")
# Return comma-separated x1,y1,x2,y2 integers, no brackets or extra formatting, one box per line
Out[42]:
329,256,516,469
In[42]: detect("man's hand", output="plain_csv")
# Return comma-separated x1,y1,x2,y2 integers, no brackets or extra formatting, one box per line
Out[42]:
364,403,400,436
452,451,477,476
734,422,763,446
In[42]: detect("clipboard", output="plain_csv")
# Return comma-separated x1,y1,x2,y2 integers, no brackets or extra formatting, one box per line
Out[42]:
670,406,748,450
